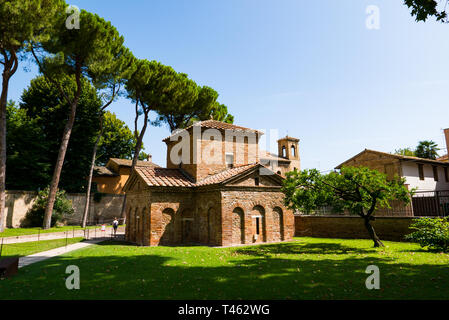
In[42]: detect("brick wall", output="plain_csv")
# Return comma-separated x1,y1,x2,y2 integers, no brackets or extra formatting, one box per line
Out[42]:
295,215,415,241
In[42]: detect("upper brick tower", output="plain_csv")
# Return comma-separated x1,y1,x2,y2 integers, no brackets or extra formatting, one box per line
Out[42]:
277,136,300,173
163,120,263,182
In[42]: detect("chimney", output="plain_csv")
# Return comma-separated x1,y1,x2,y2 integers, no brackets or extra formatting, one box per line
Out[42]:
444,128,449,158
147,154,152,162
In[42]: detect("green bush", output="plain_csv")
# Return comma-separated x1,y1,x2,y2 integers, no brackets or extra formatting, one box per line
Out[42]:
22,187,74,227
405,217,449,252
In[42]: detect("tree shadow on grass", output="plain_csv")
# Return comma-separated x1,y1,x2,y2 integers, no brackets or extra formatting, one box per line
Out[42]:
1,242,448,300
234,242,378,257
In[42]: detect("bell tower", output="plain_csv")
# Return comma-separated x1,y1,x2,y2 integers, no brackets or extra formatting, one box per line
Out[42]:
277,136,300,173
278,136,300,160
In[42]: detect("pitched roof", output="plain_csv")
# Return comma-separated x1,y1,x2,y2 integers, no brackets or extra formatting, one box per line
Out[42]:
163,120,264,142
135,167,195,187
129,163,280,189
335,149,449,169
108,158,160,168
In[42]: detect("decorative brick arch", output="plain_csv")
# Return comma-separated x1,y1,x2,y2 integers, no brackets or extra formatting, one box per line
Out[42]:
207,207,218,245
160,207,175,245
180,207,194,243
272,206,284,241
231,207,245,244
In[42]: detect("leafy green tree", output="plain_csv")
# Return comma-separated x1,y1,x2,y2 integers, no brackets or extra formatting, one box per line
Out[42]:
282,166,412,247
7,78,137,193
404,0,448,22
415,140,440,159
0,0,66,231
81,47,134,228
156,84,233,131
31,10,128,229
6,101,50,190
394,148,416,157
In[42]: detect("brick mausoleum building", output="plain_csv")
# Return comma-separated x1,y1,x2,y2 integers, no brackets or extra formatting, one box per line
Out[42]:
123,120,295,246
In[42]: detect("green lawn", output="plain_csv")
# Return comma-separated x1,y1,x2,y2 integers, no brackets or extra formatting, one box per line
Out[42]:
0,237,84,258
1,237,448,300
0,225,122,238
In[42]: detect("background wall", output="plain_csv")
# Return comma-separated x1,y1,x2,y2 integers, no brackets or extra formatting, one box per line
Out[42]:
294,215,415,241
3,190,124,228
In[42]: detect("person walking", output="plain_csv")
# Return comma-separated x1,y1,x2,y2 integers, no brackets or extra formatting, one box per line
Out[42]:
112,217,119,236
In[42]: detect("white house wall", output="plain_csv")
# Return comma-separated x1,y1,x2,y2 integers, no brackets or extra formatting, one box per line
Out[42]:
401,162,449,192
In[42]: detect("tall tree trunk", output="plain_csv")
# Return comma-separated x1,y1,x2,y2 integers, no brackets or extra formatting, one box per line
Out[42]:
0,50,18,233
120,105,149,225
81,114,105,228
363,216,384,247
42,71,81,229
0,71,10,233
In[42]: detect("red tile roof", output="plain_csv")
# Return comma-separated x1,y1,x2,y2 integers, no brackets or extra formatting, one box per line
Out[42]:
134,163,262,188
135,167,195,187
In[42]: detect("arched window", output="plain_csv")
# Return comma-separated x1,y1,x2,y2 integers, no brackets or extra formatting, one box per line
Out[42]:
282,146,286,157
291,146,296,157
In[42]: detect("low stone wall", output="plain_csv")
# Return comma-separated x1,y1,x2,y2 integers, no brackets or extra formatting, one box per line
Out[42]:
295,215,415,241
3,190,124,228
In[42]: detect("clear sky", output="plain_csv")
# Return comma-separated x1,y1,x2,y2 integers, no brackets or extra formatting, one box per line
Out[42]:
7,0,449,171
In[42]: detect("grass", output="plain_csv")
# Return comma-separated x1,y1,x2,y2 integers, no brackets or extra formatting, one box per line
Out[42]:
0,225,122,238
0,237,84,258
1,237,448,300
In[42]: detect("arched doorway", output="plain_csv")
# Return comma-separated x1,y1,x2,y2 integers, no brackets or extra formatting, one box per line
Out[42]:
232,207,245,244
272,207,284,241
181,209,194,244
252,205,266,242
160,208,175,245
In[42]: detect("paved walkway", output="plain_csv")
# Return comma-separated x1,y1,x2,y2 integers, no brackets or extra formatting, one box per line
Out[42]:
2,227,125,244
18,239,105,268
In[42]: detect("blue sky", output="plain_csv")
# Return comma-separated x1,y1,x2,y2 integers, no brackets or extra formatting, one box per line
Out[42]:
7,0,449,170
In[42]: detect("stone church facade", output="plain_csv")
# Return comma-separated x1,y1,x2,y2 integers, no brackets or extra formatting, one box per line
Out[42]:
123,120,296,246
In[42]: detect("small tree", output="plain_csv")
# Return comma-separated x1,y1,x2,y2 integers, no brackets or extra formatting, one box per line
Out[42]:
282,166,412,247
415,140,440,160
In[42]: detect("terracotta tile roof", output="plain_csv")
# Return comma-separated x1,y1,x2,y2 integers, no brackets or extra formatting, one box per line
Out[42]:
195,163,260,186
163,120,264,142
134,163,262,188
336,149,449,169
108,158,160,168
135,167,195,187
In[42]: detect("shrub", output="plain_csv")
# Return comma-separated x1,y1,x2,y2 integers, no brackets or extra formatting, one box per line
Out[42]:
22,187,74,227
405,217,449,252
